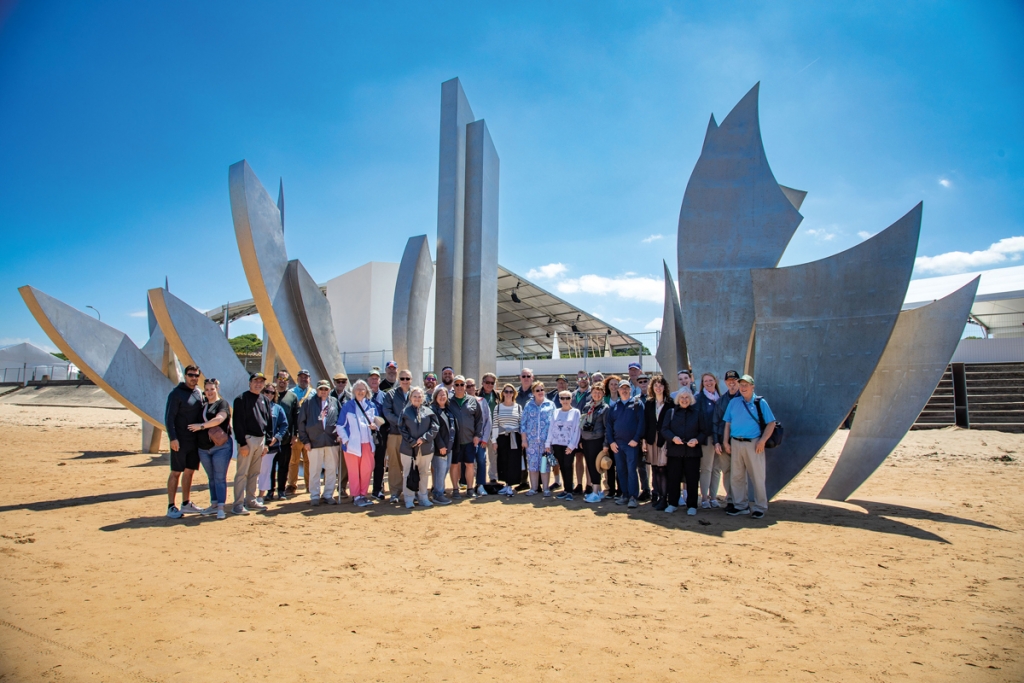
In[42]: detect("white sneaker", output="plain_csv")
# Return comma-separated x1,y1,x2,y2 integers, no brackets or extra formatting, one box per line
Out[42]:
418,494,434,507
687,507,697,516
584,492,601,503
701,500,711,509
476,485,487,496
405,497,415,509
664,505,677,513
216,508,226,520
180,501,204,515
166,506,183,519
543,489,551,497
255,496,265,506
710,499,721,508
249,500,268,511
199,505,217,517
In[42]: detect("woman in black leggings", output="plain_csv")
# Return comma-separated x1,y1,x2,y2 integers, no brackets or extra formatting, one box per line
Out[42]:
579,383,609,503
660,388,707,515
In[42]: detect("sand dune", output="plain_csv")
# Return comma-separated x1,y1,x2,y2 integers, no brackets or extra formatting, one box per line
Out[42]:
0,403,1021,682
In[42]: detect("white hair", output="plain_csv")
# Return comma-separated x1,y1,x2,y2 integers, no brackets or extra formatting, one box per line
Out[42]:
351,379,370,398
676,387,694,405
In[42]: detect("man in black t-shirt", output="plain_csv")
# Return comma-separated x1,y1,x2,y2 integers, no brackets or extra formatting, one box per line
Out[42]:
270,371,296,500
164,364,205,518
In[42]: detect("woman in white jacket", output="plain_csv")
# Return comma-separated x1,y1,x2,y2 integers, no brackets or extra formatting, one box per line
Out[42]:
335,380,380,507
546,391,581,502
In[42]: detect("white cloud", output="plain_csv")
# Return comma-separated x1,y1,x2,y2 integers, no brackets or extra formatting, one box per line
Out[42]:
915,236,1024,275
939,178,952,188
644,317,663,330
805,227,836,241
526,263,567,280
129,310,147,318
556,274,663,302
857,230,874,240
641,234,664,244
232,314,264,328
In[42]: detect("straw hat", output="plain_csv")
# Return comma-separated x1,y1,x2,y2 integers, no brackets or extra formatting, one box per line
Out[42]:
596,448,613,473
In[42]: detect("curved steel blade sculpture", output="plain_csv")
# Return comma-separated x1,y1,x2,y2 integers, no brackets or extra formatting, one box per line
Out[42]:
19,285,174,428
229,160,345,382
393,235,434,382
148,287,250,401
139,296,178,452
751,203,922,498
818,277,979,501
657,260,688,390
677,83,804,380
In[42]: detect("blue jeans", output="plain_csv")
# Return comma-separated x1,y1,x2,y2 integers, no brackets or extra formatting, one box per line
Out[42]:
199,442,233,505
475,445,488,486
432,450,451,495
613,443,640,499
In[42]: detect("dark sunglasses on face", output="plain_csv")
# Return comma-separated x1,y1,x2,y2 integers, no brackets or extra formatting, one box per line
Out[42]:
399,377,411,382
502,389,515,394
521,375,532,378
533,389,544,394
263,391,275,396
483,380,494,385
454,382,466,387
317,387,329,391
186,372,200,378
559,396,571,401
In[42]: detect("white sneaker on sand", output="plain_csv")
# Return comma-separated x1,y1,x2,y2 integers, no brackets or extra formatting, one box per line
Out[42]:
687,507,697,516
476,485,487,496
166,506,183,519
180,501,204,515
664,505,677,513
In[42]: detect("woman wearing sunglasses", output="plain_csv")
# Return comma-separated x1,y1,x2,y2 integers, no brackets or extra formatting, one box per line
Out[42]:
546,391,581,501
492,383,522,496
256,385,289,508
520,381,556,496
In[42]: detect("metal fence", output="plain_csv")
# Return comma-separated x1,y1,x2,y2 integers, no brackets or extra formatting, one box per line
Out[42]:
1,364,77,383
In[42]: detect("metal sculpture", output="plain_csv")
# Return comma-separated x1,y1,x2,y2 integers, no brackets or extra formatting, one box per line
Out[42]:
139,296,178,452
229,160,345,382
19,285,174,428
657,260,688,391
461,118,500,382
434,77,476,374
147,287,250,402
393,235,435,382
751,203,922,499
677,83,804,380
818,277,980,501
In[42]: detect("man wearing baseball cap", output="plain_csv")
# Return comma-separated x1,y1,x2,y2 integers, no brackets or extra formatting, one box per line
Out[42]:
231,372,273,514
380,361,398,392
711,370,742,512
627,362,643,399
286,369,314,495
722,374,776,519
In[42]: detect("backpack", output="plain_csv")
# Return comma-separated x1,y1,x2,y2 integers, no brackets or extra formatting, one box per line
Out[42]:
742,397,784,449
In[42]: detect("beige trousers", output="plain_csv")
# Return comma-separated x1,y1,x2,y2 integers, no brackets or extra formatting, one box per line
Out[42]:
401,452,432,502
233,435,266,507
730,439,767,513
386,434,403,497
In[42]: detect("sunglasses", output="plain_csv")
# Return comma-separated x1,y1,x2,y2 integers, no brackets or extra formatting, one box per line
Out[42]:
638,379,649,383
399,377,411,382
186,372,200,378
483,380,494,385
454,382,466,387
521,375,532,378
559,396,571,401
317,387,329,391
502,389,515,394
335,380,347,384
262,390,276,396
533,389,545,394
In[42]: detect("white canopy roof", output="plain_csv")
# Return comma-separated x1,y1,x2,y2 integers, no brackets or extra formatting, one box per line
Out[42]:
0,342,69,368
905,265,1024,338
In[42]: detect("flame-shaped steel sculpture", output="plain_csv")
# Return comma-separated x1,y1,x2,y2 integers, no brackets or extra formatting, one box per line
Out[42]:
657,260,688,390
677,83,804,380
818,277,979,501
751,204,922,498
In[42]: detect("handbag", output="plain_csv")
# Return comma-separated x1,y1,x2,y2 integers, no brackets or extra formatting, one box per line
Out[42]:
406,445,421,490
742,398,784,449
208,425,229,447
649,441,668,467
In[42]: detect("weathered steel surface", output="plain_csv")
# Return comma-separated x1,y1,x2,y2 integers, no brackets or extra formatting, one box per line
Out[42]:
229,160,326,382
434,77,475,374
751,203,922,499
19,285,174,428
657,260,689,390
677,83,804,380
139,296,177,452
148,287,250,402
778,185,807,211
393,235,434,382
818,277,979,501
286,259,346,380
462,118,500,382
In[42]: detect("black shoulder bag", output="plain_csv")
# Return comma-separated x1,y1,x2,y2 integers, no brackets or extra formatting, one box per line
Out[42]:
406,444,421,491
355,400,380,446
742,398,784,449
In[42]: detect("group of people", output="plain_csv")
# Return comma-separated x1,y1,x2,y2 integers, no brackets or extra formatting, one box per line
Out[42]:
164,359,776,521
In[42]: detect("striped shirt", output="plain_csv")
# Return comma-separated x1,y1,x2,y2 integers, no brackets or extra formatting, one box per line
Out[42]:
492,402,522,434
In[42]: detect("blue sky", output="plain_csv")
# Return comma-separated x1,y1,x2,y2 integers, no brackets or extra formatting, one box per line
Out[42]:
1,1,1022,351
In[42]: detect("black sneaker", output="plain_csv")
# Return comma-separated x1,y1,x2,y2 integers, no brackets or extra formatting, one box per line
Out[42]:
751,510,765,519
572,485,584,495
374,491,385,501
277,491,288,501
727,507,750,516
637,491,651,502
550,482,562,492
725,503,737,514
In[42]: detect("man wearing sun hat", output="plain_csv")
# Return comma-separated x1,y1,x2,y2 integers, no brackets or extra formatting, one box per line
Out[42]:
722,374,776,520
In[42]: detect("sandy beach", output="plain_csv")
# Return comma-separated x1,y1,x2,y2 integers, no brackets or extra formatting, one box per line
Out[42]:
0,402,1021,682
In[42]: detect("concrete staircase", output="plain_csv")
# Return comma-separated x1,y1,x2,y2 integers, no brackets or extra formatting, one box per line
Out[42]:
914,362,1024,433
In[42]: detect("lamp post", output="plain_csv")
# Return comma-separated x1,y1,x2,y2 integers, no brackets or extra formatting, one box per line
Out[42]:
85,306,101,322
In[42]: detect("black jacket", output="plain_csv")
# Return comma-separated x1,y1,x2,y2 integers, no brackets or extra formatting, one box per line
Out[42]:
660,404,706,458
432,404,457,455
643,397,671,448
164,382,204,442
580,399,608,442
694,391,718,444
713,390,741,445
398,404,440,456
232,390,273,447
